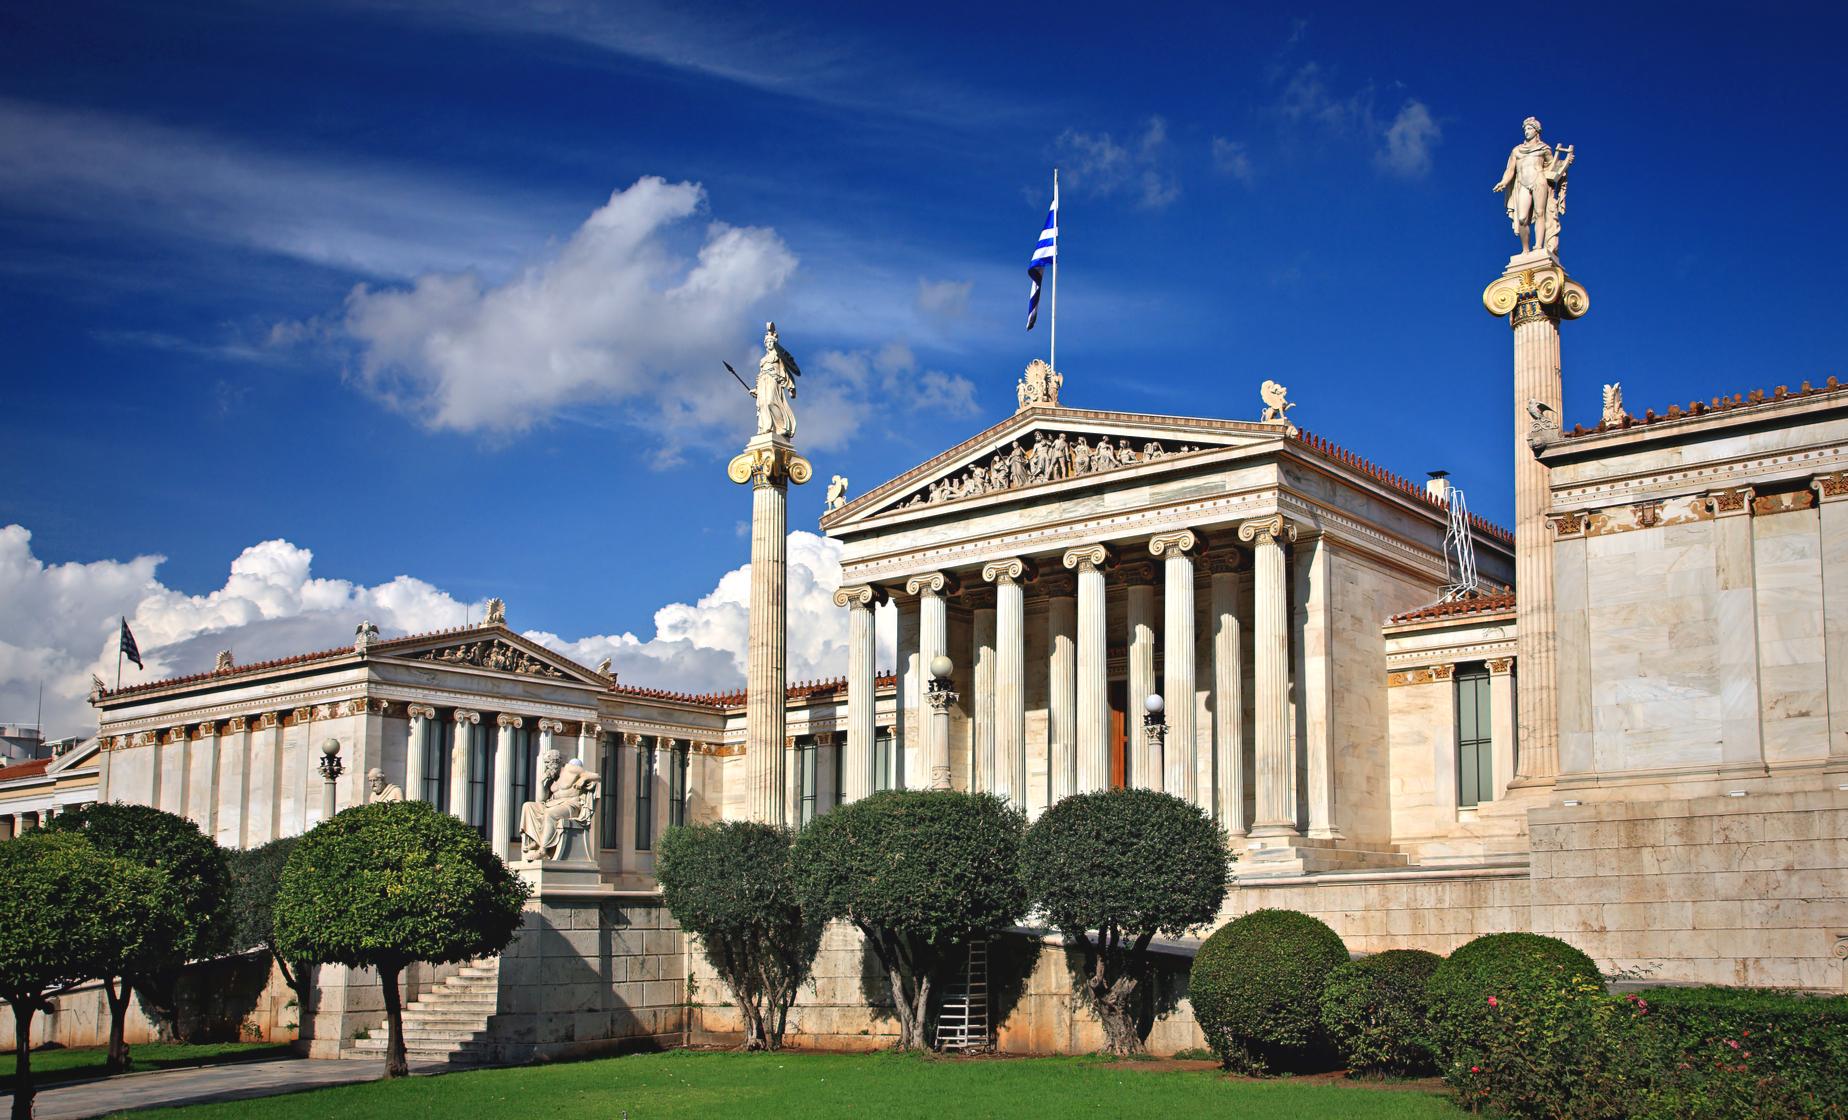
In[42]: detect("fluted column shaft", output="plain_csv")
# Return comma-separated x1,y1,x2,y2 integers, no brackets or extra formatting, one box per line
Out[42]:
1293,534,1341,839
747,471,789,825
1512,306,1561,782
1210,560,1245,836
972,600,997,794
835,586,881,802
985,559,1029,808
577,722,603,854
492,714,521,854
1065,545,1111,792
404,705,434,803
1241,516,1298,837
1125,570,1158,789
1046,582,1077,803
907,573,952,790
1152,531,1199,803
450,710,479,823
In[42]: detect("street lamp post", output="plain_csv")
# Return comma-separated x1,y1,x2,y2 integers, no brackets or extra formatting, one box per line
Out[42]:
1142,693,1167,788
926,654,958,790
318,737,345,821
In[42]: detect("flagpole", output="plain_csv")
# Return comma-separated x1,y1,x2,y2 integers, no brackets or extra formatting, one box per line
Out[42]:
1049,168,1058,373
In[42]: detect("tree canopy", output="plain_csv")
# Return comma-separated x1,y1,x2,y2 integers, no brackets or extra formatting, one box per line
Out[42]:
46,802,231,1069
790,790,1026,1050
225,836,306,1000
657,820,821,1050
1021,788,1228,1054
273,800,529,1076
0,831,177,1120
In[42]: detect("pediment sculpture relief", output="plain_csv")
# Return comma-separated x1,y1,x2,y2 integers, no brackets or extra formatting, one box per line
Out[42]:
895,431,1213,510
416,639,568,678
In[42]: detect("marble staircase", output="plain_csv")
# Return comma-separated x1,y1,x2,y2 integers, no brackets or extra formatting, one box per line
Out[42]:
343,958,501,1065
1233,835,1411,878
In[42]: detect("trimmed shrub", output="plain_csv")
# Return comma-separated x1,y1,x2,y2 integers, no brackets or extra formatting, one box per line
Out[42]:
1189,908,1348,1073
1426,932,1610,1117
1318,948,1442,1076
1627,986,1848,1119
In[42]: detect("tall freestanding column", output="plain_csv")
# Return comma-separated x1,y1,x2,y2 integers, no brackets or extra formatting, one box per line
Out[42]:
1045,574,1078,803
1123,563,1159,789
492,714,520,855
984,558,1030,808
1483,232,1588,784
1064,544,1111,792
906,572,953,790
1150,530,1199,804
1239,516,1298,838
1208,554,1245,836
834,584,883,802
728,427,812,826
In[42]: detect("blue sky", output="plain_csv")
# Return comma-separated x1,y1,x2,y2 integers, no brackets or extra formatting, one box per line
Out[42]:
2,1,1844,733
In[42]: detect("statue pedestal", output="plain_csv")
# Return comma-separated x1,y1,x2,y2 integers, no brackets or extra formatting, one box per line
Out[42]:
513,856,606,898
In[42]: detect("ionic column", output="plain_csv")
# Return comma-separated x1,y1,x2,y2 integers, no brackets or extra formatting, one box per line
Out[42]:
969,588,997,794
1122,561,1159,790
1151,530,1200,803
450,709,480,823
983,558,1030,807
1812,473,1848,770
620,732,643,866
833,584,884,802
896,595,920,789
1484,261,1587,785
906,572,953,790
1063,544,1111,792
1239,516,1298,838
577,722,604,855
404,704,436,804
1487,660,1516,801
1044,574,1078,803
492,714,522,855
1292,531,1340,839
1209,553,1246,836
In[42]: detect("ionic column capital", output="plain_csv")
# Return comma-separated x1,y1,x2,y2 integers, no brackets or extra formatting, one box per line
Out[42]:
1206,550,1245,575
1704,487,1756,518
579,721,604,738
1431,663,1457,681
1038,571,1076,597
1062,543,1112,573
496,713,524,730
1487,658,1515,675
833,583,888,609
1148,529,1199,560
1237,515,1296,546
453,709,481,726
814,730,836,747
1118,559,1157,586
905,571,956,597
537,718,567,734
406,703,438,722
622,732,644,748
981,557,1035,585
1812,473,1848,504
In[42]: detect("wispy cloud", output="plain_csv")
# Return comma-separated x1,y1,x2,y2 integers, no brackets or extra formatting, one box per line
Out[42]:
1267,63,1442,178
1052,116,1180,210
1210,137,1256,185
915,277,972,319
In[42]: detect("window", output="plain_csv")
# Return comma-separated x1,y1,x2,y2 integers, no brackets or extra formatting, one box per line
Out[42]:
874,727,898,791
1456,664,1493,808
423,717,451,811
668,742,691,828
797,737,818,826
506,724,539,838
467,721,494,836
598,734,621,850
833,737,845,808
635,737,656,850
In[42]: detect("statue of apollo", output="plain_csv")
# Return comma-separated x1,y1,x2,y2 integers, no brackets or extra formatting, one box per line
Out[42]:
1492,117,1575,255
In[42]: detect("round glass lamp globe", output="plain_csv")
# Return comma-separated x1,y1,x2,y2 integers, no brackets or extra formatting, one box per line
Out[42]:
320,737,342,758
929,654,954,680
1144,693,1165,715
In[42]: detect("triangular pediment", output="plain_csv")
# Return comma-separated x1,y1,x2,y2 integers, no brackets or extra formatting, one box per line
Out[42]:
379,626,612,689
822,405,1293,530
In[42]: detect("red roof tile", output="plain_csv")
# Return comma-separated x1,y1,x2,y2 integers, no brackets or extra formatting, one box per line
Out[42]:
1556,376,1845,440
0,757,52,782
1388,590,1517,625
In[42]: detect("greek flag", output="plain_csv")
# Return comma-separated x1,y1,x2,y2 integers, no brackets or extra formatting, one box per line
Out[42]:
119,617,142,669
1026,185,1057,330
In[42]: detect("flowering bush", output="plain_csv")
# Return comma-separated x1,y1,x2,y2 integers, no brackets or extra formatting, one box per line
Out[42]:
1317,948,1442,1077
1626,986,1848,1119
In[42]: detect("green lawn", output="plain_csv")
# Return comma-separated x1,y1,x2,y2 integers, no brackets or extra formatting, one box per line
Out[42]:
3,1042,293,1090
111,1050,1461,1119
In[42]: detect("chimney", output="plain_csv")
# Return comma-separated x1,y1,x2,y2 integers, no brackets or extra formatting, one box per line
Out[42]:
1425,470,1452,504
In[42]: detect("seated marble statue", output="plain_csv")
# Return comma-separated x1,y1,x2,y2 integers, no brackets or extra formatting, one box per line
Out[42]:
519,748,599,861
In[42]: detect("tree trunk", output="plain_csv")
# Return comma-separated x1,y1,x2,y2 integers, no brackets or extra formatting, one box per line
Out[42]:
379,963,408,1078
739,998,765,1051
103,977,132,1073
11,1002,34,1120
1093,973,1142,1056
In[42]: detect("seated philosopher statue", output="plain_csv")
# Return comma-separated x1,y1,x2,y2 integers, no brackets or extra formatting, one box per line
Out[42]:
519,748,599,861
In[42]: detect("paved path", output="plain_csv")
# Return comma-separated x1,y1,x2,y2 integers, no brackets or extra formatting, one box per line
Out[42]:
0,1057,449,1119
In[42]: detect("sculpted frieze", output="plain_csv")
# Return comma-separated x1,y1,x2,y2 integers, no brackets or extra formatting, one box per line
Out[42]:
416,638,567,678
894,430,1214,511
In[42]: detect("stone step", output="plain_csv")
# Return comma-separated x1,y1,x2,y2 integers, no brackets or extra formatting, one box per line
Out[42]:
402,1008,499,1023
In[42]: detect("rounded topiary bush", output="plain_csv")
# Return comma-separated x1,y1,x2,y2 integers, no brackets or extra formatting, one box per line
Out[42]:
1425,932,1600,1069
1189,908,1348,1073
1319,948,1443,1076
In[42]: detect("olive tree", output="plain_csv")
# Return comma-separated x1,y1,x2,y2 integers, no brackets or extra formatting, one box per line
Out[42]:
0,831,177,1120
225,836,308,1004
45,802,231,1071
1022,788,1228,1055
656,820,820,1050
789,790,1026,1051
273,800,529,1077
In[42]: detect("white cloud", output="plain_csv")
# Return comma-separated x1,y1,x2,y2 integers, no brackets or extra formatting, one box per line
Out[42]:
337,176,799,442
1377,100,1441,178
1210,137,1256,185
799,343,980,452
915,278,972,319
1052,116,1180,210
0,524,893,740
